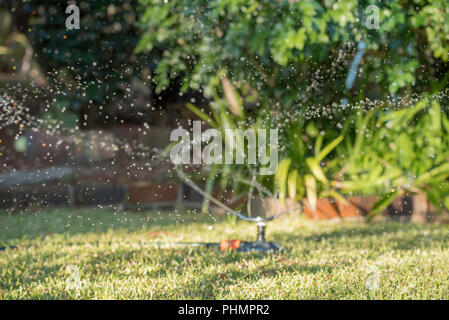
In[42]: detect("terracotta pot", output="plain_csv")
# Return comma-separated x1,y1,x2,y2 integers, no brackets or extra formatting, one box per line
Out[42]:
301,194,449,222
303,198,341,220
302,196,378,220
410,193,430,223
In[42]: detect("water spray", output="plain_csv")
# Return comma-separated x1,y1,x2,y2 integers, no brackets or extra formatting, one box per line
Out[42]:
173,166,295,253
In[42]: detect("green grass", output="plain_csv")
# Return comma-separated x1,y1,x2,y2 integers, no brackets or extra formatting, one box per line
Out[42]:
1,208,449,299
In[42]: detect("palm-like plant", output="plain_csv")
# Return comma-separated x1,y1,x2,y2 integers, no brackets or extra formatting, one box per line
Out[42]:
274,120,344,210
275,97,449,220
333,98,449,220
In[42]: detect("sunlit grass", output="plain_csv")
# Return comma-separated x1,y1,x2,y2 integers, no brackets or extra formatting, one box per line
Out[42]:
1,208,448,299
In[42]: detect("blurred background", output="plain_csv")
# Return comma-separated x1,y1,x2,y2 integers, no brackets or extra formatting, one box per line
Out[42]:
0,0,196,213
1,0,449,222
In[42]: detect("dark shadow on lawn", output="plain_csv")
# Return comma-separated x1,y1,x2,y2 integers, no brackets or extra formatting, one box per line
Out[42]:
174,260,334,299
78,247,335,299
275,222,448,251
279,223,425,241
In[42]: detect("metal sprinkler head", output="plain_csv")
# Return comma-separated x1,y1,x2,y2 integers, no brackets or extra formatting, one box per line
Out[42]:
175,167,291,253
230,219,284,253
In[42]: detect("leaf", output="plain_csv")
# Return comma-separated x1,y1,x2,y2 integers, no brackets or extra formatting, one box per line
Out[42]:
429,100,441,133
304,174,317,211
154,140,179,163
423,188,444,214
306,158,328,184
288,169,298,200
332,178,385,193
296,175,305,200
202,167,217,213
316,135,344,162
275,158,292,202
353,110,374,157
186,103,217,128
314,134,324,158
366,191,399,222
444,196,449,211
221,77,244,118
305,122,319,137
416,162,449,185
295,28,306,50
320,190,347,205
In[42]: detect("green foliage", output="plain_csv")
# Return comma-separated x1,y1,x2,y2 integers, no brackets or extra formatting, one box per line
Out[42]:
342,98,449,200
0,0,150,127
138,0,449,109
276,97,449,216
0,9,19,73
411,0,449,62
275,120,344,209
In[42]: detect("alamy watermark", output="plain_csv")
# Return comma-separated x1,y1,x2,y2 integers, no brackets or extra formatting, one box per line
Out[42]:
365,265,381,291
62,3,380,32
169,121,278,175
365,5,380,30
65,264,81,291
66,4,80,30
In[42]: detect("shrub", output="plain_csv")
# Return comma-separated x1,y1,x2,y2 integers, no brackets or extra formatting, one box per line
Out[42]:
275,97,449,216
138,0,449,110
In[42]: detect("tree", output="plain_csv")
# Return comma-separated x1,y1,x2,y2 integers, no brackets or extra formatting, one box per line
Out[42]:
0,0,152,128
137,0,449,111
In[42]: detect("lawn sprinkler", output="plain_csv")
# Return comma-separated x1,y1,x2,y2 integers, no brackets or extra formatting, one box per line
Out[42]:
175,167,296,253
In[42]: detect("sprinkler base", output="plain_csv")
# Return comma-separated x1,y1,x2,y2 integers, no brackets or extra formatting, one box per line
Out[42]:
235,240,284,253
219,222,285,253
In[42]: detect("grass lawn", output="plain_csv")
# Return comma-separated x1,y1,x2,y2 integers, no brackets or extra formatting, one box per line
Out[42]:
0,208,448,299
